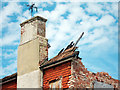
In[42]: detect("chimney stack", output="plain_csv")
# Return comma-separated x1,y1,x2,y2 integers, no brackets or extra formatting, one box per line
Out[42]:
20,16,47,44
17,16,48,88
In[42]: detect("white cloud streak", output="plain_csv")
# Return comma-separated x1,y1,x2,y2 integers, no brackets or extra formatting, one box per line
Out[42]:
1,60,17,78
1,2,22,29
2,0,120,2
3,49,17,59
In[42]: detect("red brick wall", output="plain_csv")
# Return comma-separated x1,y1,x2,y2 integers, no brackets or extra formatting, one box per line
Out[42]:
43,61,71,89
69,57,119,88
2,79,17,90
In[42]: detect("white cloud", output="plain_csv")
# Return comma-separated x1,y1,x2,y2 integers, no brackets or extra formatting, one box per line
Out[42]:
47,1,54,5
3,49,17,59
1,60,17,78
95,15,115,26
85,3,104,15
1,2,22,30
1,22,20,46
23,10,31,19
109,2,118,17
2,0,120,2
0,2,22,47
36,2,118,60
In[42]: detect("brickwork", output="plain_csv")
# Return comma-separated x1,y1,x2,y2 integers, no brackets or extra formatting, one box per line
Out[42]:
69,57,119,89
38,36,48,63
43,61,71,89
2,79,17,90
37,20,46,37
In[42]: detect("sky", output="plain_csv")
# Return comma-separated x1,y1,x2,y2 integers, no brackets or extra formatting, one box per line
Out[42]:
0,0,119,80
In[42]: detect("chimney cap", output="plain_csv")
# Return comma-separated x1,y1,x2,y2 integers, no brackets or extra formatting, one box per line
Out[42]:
20,16,47,27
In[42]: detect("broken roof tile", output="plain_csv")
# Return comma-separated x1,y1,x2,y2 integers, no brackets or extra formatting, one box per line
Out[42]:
40,47,78,68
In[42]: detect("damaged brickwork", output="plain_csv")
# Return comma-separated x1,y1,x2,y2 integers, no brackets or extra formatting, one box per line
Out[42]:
41,47,119,89
38,36,48,64
69,57,119,89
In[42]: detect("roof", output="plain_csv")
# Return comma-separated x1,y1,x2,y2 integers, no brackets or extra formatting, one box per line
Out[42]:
40,47,80,69
0,73,17,85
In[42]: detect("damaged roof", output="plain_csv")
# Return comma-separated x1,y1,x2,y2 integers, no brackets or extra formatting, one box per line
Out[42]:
40,32,84,69
40,47,80,69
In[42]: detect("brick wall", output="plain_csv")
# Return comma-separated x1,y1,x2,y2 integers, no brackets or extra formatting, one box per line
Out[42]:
2,79,17,90
43,61,71,89
69,57,119,89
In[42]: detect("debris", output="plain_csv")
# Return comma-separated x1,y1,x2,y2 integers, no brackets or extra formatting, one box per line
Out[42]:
65,41,74,50
58,48,64,55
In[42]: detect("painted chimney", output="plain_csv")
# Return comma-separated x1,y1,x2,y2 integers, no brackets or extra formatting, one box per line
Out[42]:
17,16,48,88
20,16,47,44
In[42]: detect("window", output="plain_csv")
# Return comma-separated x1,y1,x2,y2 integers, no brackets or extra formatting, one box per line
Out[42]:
94,81,114,88
49,79,62,90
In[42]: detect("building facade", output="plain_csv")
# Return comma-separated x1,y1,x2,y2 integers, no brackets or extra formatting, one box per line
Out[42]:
0,16,119,89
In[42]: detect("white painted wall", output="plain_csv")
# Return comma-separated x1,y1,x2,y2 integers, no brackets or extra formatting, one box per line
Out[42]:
17,69,43,88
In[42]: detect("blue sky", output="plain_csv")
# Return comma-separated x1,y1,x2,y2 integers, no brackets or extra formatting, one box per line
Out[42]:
0,1,119,80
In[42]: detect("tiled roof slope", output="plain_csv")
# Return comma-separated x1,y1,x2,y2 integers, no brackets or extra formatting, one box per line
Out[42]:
40,47,78,68
0,73,17,84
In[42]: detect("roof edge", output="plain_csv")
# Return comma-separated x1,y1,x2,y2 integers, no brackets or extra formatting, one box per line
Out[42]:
40,51,79,69
20,16,47,27
0,73,17,85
